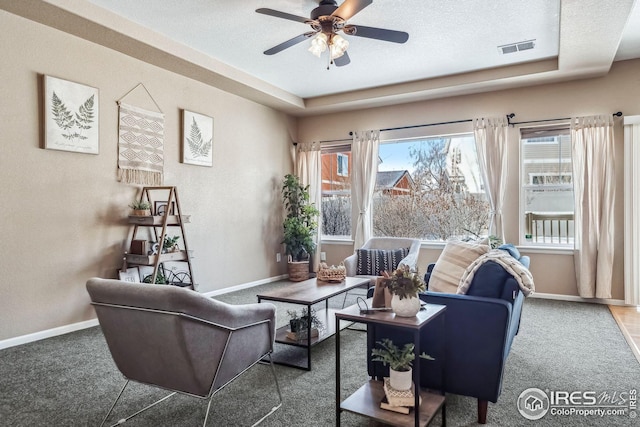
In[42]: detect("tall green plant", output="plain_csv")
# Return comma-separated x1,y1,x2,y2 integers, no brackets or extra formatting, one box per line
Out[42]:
282,174,319,262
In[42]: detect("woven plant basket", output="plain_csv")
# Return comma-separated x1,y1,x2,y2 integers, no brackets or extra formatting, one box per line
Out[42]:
288,257,310,282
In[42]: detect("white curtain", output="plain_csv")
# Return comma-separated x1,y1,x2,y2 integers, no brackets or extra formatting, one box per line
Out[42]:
351,130,380,249
295,141,322,271
624,116,640,305
473,117,508,239
571,115,615,298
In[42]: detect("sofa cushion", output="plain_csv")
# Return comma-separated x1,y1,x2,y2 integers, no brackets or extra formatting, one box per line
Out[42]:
466,261,511,299
356,248,408,276
429,240,490,294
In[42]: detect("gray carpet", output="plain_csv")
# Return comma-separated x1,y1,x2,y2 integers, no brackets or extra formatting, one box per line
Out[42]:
0,282,638,426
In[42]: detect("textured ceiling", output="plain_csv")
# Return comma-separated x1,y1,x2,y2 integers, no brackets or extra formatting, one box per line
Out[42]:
2,0,639,116
87,0,562,99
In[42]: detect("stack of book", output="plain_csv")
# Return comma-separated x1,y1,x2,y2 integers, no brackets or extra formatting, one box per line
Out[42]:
380,377,422,414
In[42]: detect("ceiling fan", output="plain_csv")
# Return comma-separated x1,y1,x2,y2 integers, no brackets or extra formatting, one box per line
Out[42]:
256,0,409,68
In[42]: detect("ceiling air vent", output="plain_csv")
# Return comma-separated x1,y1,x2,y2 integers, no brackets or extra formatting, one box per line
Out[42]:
498,39,536,54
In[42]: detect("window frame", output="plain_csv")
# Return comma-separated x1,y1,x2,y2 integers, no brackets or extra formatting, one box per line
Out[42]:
336,153,349,177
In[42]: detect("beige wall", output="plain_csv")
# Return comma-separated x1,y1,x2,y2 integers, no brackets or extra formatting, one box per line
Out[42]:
304,59,640,300
0,11,293,341
2,8,638,344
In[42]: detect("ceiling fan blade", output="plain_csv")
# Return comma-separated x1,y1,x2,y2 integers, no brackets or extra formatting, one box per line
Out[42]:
349,25,409,43
333,51,351,67
331,0,372,21
263,32,315,55
256,8,309,24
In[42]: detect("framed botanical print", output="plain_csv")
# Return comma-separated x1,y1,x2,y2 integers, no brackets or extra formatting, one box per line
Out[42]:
43,75,99,154
182,109,213,167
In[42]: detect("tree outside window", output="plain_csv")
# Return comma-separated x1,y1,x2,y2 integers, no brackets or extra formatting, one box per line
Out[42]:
373,135,489,241
320,135,491,242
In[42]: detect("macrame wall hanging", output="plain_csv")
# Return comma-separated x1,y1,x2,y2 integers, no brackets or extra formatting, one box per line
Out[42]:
116,83,164,185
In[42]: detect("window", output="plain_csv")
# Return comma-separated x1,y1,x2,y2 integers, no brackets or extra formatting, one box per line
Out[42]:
337,153,349,176
520,126,574,245
373,134,489,241
321,146,351,238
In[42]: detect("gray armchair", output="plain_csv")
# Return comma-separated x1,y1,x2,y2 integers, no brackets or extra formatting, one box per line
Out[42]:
86,278,282,427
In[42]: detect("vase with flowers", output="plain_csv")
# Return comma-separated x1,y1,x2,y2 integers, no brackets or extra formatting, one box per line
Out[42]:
383,265,426,317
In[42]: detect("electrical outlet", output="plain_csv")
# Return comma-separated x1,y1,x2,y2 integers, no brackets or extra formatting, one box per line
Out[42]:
276,253,281,262
320,252,326,261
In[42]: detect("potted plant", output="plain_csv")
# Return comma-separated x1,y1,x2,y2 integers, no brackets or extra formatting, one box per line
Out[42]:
383,265,426,317
281,174,319,281
142,269,167,284
286,307,323,340
129,200,152,216
371,338,434,391
162,235,180,253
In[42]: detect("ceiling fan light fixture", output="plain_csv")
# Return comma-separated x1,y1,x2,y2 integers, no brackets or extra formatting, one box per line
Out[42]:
330,34,349,59
309,32,328,57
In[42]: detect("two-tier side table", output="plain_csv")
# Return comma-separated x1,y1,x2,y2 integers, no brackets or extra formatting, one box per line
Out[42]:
335,300,446,426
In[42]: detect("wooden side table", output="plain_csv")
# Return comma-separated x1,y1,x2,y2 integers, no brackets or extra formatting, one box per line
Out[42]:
335,301,446,427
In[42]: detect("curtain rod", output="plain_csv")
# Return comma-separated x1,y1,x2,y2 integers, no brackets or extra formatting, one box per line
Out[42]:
293,138,351,145
507,111,623,126
347,118,475,136
304,111,624,144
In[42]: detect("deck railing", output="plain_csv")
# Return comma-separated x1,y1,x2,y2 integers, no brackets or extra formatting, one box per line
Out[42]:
525,212,574,244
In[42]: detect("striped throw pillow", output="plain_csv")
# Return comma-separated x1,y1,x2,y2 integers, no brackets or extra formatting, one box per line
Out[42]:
356,248,409,276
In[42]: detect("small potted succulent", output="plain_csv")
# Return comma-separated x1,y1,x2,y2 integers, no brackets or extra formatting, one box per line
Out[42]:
371,338,434,391
129,200,152,216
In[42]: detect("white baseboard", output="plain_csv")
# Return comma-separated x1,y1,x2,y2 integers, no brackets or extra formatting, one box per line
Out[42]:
531,292,627,306
201,274,288,297
0,274,289,351
0,318,100,350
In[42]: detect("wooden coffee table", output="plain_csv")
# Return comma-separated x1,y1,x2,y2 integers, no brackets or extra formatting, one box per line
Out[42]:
257,277,370,370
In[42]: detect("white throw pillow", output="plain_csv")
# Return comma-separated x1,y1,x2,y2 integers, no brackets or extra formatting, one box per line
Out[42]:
429,240,490,294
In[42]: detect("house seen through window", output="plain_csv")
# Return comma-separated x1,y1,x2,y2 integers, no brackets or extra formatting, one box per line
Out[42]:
520,126,574,245
321,146,352,238
337,153,349,176
320,134,491,242
373,134,489,241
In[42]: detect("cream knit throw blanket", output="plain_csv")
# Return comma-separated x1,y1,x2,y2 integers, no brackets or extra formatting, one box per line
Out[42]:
457,249,535,296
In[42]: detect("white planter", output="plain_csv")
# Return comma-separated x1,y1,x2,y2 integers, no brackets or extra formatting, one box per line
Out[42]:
390,367,413,391
391,294,421,317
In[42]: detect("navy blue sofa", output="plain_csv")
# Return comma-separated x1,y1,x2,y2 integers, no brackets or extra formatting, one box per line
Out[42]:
367,248,530,424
